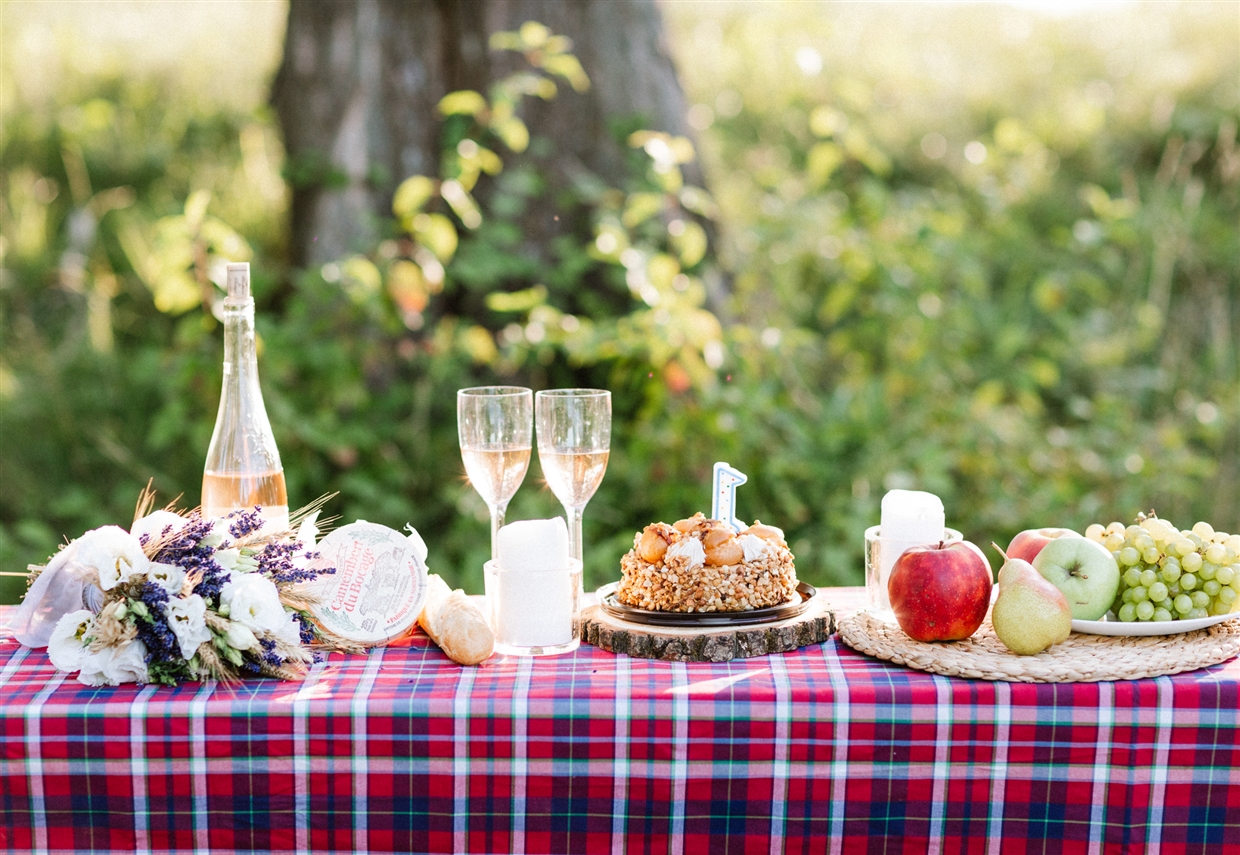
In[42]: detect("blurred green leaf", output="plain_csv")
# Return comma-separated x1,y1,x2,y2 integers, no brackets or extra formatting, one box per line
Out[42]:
393,175,436,220
184,189,211,231
647,253,680,290
489,31,523,51
622,192,664,228
438,90,488,118
340,256,382,302
671,220,708,267
809,106,848,138
518,21,550,48
493,71,557,101
807,142,844,187
490,115,530,153
679,187,719,220
541,53,590,93
486,285,548,313
412,213,458,262
441,180,482,229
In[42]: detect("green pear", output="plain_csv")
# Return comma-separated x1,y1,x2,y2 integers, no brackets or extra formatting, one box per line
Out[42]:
991,548,1073,655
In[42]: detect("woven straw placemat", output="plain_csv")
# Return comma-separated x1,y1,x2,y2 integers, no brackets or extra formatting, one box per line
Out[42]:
837,611,1240,683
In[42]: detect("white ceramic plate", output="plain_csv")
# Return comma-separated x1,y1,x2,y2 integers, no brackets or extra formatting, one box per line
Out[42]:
1071,610,1240,637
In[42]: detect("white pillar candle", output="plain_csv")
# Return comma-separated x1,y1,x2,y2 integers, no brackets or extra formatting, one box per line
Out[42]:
872,489,948,614
496,518,569,573
492,518,575,648
880,489,945,544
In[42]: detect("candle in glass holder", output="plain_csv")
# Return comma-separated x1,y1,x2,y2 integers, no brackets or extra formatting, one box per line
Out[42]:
485,518,581,655
865,489,961,616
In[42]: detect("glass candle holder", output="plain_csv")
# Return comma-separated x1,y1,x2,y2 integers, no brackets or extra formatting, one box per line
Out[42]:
865,525,964,619
484,559,583,656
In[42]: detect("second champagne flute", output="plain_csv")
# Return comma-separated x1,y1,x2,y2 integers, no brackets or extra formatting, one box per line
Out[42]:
457,386,533,559
536,389,611,561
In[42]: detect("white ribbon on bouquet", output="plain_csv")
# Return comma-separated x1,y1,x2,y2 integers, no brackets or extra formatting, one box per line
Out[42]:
10,542,103,648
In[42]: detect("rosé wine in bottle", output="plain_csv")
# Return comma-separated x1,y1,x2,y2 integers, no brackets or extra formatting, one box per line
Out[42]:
202,263,289,531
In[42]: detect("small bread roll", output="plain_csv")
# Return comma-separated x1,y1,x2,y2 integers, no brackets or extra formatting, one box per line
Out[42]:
418,574,494,665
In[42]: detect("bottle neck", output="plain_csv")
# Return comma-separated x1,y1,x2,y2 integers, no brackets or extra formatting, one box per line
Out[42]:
221,298,258,375
207,294,279,468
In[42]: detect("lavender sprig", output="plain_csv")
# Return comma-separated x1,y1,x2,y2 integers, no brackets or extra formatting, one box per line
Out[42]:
295,613,315,645
227,507,266,539
150,515,232,605
254,540,335,586
242,638,285,674
131,581,185,684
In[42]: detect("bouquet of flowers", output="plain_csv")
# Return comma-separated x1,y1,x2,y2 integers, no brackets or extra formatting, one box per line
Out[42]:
13,491,357,687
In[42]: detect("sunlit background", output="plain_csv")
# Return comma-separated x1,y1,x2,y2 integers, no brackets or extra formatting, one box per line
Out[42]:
2,0,1237,602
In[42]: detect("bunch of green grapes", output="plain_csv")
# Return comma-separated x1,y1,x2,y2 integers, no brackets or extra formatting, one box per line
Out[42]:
1084,517,1240,622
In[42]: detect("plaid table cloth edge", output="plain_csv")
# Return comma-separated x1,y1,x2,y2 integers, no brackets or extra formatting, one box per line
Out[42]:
1,592,1237,855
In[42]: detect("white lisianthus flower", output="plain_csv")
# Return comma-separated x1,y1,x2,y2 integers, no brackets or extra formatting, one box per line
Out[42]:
223,621,259,651
271,611,303,647
213,548,258,575
220,572,288,635
147,562,186,595
76,526,150,591
130,510,188,544
164,594,212,660
47,610,96,673
213,548,243,572
200,516,235,550
77,639,150,686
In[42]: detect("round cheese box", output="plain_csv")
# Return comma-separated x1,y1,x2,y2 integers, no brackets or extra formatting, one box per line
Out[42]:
307,520,429,645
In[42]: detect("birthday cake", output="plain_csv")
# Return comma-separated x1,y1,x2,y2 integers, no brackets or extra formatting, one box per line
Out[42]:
615,513,798,613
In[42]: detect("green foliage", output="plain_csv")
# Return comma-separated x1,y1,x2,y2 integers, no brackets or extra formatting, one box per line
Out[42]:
2,6,1237,609
662,2,1239,575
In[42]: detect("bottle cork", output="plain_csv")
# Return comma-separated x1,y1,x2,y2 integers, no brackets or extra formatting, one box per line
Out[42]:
225,262,251,302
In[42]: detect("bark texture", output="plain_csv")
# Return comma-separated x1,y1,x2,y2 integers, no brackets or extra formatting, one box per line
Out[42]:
272,0,699,268
580,600,836,663
484,0,699,187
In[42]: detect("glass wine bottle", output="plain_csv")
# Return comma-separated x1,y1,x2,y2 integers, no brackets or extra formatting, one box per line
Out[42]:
202,262,290,530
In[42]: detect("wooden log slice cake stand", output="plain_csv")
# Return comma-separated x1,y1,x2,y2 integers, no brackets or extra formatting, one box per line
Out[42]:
582,584,835,662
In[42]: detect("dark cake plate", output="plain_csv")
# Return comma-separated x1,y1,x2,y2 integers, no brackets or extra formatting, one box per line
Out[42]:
597,581,817,628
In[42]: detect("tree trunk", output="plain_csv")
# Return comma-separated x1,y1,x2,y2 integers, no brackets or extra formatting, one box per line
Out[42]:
272,0,487,267
271,0,702,269
485,0,702,189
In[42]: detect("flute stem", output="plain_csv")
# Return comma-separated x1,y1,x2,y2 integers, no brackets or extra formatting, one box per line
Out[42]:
490,502,508,561
565,504,585,562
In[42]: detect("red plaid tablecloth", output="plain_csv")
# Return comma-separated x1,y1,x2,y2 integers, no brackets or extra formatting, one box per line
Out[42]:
1,590,1237,855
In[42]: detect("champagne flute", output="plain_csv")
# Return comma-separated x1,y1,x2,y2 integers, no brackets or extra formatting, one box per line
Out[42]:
535,389,611,561
458,387,533,559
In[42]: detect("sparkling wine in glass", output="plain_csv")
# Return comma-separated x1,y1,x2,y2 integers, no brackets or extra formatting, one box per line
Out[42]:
458,387,533,559
536,389,611,561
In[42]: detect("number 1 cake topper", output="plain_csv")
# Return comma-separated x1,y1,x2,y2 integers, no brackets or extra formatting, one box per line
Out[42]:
712,461,748,533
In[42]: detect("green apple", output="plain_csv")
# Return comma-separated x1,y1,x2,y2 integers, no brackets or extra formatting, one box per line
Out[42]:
992,556,1072,655
1032,535,1120,621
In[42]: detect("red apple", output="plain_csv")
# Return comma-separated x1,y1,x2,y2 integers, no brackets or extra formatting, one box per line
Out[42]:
1006,528,1081,564
887,541,993,642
